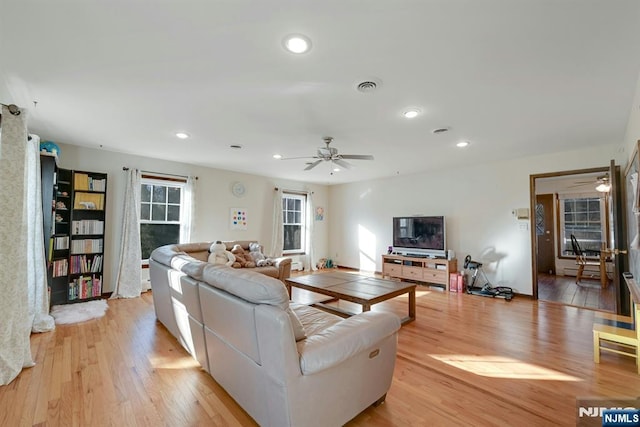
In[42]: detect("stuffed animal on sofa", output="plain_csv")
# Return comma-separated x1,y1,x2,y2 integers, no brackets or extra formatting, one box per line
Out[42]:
208,241,235,266
249,242,273,267
231,244,256,268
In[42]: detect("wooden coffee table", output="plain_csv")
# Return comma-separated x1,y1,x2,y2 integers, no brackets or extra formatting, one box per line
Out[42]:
285,271,416,325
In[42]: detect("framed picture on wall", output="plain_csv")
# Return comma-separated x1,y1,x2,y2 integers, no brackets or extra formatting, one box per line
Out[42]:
230,208,248,230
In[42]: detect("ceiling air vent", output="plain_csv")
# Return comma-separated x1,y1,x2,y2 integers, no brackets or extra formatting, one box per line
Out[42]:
356,80,379,93
432,127,450,134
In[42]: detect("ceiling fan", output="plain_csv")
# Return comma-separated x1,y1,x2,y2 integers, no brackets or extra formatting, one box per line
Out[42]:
569,174,610,192
281,137,374,171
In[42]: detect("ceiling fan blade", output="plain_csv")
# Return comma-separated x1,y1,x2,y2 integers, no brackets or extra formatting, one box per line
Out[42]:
304,160,323,170
340,154,374,160
280,156,317,160
333,159,352,169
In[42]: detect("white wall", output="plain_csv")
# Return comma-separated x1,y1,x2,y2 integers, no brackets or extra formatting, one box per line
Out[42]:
56,143,329,293
624,72,640,159
329,144,624,295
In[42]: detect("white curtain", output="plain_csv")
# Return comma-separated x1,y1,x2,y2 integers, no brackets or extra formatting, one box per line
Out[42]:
304,191,317,271
0,105,36,385
270,188,284,257
26,135,54,332
111,168,142,298
180,176,196,243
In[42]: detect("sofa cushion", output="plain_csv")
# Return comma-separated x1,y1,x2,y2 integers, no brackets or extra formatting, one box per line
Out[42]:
201,264,289,309
297,311,401,375
286,306,307,341
291,302,341,337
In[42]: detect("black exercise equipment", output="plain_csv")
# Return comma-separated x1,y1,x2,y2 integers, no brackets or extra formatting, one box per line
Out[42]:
463,255,514,301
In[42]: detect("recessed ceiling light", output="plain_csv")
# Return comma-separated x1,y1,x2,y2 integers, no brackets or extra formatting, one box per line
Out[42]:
333,167,340,172
282,34,311,54
456,141,470,148
175,132,190,139
403,109,420,119
273,154,282,159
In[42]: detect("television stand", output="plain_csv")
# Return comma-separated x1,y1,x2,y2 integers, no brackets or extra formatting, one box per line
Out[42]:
382,254,457,291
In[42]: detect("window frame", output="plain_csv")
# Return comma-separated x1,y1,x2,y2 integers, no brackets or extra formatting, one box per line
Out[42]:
282,192,307,255
140,176,188,263
557,195,608,260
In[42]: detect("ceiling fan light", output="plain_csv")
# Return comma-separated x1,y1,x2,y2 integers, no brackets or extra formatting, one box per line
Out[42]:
273,154,282,159
596,183,611,192
456,141,470,148
175,132,190,139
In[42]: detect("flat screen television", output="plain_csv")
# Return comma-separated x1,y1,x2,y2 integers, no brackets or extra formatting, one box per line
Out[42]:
392,216,446,258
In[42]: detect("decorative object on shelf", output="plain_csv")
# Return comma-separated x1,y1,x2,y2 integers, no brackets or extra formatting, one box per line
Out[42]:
55,201,67,209
230,208,248,230
79,201,96,210
231,181,246,197
39,140,60,156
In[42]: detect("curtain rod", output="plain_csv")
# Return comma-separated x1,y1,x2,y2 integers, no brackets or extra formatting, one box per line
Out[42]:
122,167,198,180
0,103,21,116
0,104,32,140
274,187,314,194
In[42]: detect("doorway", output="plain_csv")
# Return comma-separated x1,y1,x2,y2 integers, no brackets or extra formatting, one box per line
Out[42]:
530,166,618,312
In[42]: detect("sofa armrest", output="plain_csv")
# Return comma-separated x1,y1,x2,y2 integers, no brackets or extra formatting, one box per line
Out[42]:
273,257,292,280
298,311,400,375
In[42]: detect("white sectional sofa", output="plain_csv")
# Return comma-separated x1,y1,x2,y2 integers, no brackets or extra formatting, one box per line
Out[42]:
149,242,401,427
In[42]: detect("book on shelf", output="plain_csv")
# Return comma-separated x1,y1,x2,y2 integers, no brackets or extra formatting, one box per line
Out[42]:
70,254,103,274
54,235,69,249
52,259,68,277
70,238,103,254
69,275,102,300
72,220,104,235
73,173,106,192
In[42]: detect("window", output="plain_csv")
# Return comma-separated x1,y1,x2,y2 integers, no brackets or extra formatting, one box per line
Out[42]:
560,196,605,257
140,177,188,260
282,193,306,254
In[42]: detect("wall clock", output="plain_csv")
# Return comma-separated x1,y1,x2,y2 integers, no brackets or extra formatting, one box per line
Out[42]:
231,182,246,197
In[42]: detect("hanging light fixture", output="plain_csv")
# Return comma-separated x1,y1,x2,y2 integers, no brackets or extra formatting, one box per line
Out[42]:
595,175,611,192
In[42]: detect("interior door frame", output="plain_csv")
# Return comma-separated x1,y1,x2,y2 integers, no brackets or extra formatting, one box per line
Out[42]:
529,166,610,300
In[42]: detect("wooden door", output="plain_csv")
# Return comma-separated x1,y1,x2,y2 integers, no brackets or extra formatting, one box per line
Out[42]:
536,194,556,275
609,160,626,315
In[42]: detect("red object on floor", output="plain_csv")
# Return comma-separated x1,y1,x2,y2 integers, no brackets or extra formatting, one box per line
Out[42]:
450,273,458,292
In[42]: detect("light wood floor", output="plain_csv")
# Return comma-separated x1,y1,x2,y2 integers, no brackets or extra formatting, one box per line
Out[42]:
2,276,640,426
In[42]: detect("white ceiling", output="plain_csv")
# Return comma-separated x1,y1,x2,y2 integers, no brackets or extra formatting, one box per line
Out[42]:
2,1,640,184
